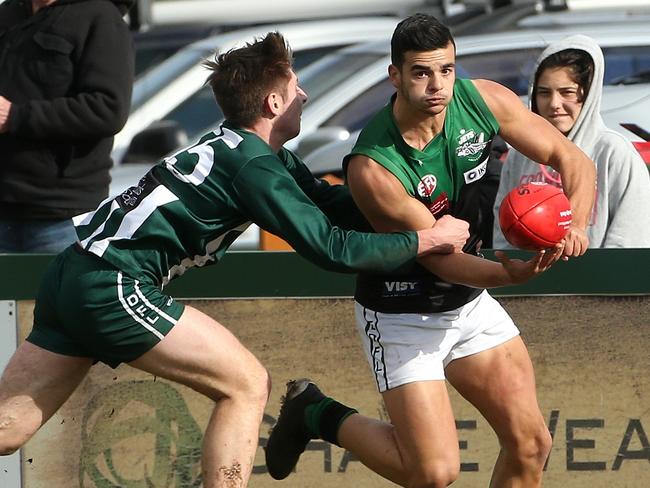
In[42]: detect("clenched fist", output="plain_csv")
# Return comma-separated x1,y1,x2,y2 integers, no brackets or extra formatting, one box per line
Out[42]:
416,215,470,257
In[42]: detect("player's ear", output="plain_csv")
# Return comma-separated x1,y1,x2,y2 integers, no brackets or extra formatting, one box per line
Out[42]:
265,91,283,117
388,64,400,89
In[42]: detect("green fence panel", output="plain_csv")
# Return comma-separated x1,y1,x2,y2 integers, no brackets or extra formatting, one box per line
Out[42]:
0,249,648,300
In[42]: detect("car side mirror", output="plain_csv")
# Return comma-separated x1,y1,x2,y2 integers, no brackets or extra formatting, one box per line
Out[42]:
295,126,350,157
122,120,188,164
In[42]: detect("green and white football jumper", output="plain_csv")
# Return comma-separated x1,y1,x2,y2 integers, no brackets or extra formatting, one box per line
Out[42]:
345,79,500,313
76,124,419,285
28,123,421,366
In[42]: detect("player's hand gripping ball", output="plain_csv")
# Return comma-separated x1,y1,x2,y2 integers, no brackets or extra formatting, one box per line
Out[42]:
499,182,572,250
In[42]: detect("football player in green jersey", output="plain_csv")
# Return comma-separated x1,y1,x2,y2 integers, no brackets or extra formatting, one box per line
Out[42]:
0,32,474,487
266,15,596,488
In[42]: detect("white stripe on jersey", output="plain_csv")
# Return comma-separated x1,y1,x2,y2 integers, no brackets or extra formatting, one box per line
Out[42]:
116,272,165,340
79,200,121,249
162,221,251,286
73,194,116,227
89,186,179,257
165,128,243,186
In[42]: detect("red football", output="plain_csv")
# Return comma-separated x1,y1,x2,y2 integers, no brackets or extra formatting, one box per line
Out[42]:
499,182,572,250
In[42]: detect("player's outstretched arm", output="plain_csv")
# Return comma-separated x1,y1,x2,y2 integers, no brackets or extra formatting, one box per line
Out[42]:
233,155,437,274
475,79,595,257
346,155,560,287
418,246,563,288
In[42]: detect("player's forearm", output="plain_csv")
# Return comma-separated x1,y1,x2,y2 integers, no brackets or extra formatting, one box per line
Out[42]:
549,146,596,230
417,253,512,288
562,171,594,230
566,186,594,231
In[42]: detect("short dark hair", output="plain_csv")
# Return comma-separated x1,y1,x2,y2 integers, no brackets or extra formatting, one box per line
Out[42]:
531,49,594,113
391,13,455,69
204,32,293,127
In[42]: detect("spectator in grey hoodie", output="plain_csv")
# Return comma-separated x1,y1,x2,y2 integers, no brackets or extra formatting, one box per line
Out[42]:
493,35,650,248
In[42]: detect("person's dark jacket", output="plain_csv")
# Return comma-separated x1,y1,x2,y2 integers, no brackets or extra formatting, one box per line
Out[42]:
0,0,134,219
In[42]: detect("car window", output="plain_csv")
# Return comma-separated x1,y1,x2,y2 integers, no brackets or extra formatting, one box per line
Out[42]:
322,79,394,132
292,46,352,71
135,46,184,79
166,86,223,140
458,48,542,95
458,45,650,95
299,52,388,102
603,46,650,84
132,46,213,111
132,25,223,79
163,46,362,141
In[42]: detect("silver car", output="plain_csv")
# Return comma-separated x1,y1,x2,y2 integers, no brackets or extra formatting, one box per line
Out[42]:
295,23,650,164
112,16,404,166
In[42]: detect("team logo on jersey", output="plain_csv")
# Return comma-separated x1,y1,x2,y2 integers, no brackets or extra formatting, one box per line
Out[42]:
463,158,488,184
120,179,146,207
417,174,437,198
456,129,488,161
118,171,161,210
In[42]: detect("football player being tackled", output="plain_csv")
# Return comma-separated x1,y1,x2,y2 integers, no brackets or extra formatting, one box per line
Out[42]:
266,14,595,488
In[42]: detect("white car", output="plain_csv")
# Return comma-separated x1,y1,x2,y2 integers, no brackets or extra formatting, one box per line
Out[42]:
292,23,650,161
116,6,650,167
112,16,650,249
150,0,428,26
112,17,403,166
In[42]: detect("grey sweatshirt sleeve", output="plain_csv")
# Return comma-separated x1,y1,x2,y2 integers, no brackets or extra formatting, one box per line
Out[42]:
594,132,650,248
492,152,519,249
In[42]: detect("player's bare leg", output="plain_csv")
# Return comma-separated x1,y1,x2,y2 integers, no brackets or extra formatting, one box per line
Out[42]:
129,305,270,488
446,336,551,488
266,376,460,487
0,342,93,454
339,380,460,487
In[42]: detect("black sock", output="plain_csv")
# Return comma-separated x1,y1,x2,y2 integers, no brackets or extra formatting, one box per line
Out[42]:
305,397,357,446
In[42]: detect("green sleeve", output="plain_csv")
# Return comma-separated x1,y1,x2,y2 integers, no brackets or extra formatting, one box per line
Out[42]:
231,155,418,274
280,149,370,231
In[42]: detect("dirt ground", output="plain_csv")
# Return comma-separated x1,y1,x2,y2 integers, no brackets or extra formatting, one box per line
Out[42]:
17,296,650,487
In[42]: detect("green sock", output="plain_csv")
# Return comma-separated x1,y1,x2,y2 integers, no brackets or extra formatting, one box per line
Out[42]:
304,397,335,438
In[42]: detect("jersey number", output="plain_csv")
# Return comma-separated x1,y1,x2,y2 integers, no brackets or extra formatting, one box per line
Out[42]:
164,127,243,186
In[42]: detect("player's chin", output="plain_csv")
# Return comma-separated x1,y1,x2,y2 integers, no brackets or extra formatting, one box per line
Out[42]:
285,126,301,142
422,105,445,116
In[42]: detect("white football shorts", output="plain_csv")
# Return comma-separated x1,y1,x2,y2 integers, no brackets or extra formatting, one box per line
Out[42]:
354,290,520,392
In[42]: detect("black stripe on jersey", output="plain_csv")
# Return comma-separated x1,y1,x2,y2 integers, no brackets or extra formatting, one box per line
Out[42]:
116,169,164,212
363,307,389,391
453,140,495,254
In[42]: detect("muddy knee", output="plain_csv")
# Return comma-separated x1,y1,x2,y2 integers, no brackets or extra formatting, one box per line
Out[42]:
0,416,35,455
0,441,20,456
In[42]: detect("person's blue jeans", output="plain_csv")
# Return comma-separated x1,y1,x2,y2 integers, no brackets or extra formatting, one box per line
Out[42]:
0,218,78,253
